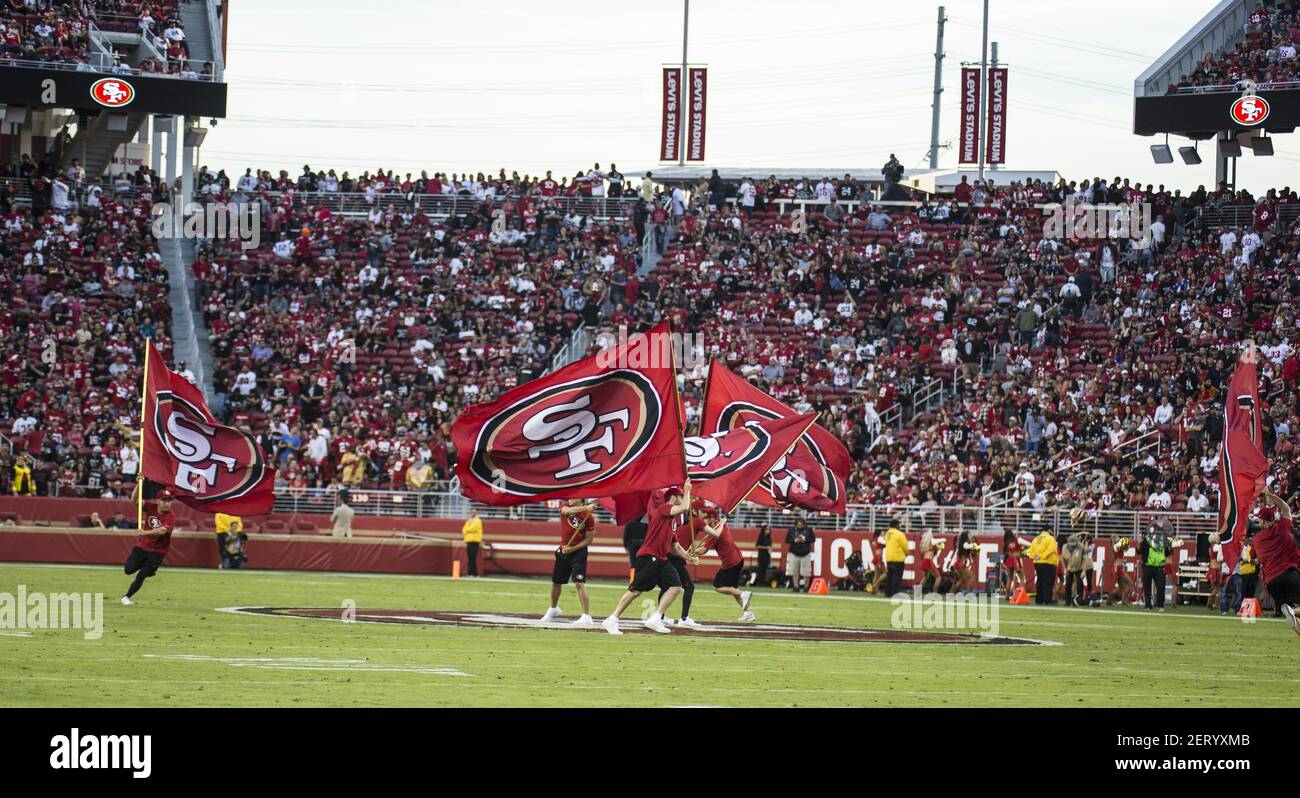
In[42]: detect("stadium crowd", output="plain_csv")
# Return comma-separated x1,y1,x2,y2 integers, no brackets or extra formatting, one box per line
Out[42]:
1170,0,1300,91
0,155,175,500
0,0,196,76
1,154,1297,522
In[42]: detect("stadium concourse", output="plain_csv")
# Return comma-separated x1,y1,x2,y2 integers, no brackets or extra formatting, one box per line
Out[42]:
2,162,1298,523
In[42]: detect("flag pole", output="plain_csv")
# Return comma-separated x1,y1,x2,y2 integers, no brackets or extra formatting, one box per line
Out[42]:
665,322,697,553
137,339,149,530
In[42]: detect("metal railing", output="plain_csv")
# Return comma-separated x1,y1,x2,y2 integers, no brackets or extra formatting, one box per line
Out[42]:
1194,202,1300,231
909,377,945,424
548,322,591,374
0,54,220,81
1168,79,1300,95
260,488,1218,540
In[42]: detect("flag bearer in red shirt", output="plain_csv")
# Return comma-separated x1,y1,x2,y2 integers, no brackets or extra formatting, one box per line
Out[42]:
692,504,755,622
602,483,698,635
121,481,177,606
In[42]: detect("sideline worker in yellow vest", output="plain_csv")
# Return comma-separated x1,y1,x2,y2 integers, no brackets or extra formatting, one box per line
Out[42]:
882,526,908,596
1027,528,1059,605
461,508,483,578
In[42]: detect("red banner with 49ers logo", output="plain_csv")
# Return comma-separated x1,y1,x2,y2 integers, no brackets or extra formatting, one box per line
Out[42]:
601,412,820,524
141,340,275,515
700,360,852,514
452,322,687,506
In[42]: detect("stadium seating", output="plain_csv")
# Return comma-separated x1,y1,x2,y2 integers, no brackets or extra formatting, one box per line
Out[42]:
2,162,1297,518
1170,1,1300,91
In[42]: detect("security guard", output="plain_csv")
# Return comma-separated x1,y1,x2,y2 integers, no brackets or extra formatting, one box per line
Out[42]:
882,526,909,596
461,508,484,577
1027,527,1060,605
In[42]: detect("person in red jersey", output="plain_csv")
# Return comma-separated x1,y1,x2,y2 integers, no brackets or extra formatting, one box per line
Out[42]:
540,498,598,627
1253,489,1300,637
602,482,698,635
691,504,755,621
121,481,176,606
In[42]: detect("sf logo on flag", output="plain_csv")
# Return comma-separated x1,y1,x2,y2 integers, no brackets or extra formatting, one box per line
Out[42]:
471,371,662,496
715,402,840,505
151,390,268,502
683,426,770,478
1230,95,1269,126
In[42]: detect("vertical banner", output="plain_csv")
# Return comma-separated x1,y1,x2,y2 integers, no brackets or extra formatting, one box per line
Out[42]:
686,67,707,161
660,67,681,162
986,67,1007,165
959,67,981,164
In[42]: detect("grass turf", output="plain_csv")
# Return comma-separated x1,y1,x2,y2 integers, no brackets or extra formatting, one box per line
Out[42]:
2,562,1298,707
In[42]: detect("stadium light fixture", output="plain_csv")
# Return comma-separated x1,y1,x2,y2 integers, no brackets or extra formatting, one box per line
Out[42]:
1218,138,1242,158
1178,146,1201,165
1150,144,1173,164
1249,136,1274,156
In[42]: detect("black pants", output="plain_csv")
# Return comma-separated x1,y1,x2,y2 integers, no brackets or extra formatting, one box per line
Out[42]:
756,550,770,584
1064,571,1086,605
659,557,693,618
124,546,164,598
1143,566,1166,608
465,542,480,577
885,562,905,596
216,533,228,567
1034,563,1056,604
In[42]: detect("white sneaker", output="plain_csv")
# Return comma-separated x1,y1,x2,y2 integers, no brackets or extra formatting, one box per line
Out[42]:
571,614,594,627
120,596,134,606
678,616,701,628
738,610,756,622
645,615,671,634
740,591,752,612
540,607,561,623
660,616,676,626
601,616,623,635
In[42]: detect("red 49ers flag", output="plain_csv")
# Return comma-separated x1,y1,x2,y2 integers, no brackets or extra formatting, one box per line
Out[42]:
601,412,820,524
452,322,687,505
699,360,852,514
1217,346,1270,570
141,340,275,515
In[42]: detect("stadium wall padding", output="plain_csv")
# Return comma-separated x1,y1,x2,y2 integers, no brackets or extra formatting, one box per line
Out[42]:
0,497,1194,591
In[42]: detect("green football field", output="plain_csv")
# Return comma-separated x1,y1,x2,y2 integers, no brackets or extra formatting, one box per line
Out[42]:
3,562,1299,708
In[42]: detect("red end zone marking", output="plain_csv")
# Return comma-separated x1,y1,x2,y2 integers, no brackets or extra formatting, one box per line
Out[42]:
222,607,1046,645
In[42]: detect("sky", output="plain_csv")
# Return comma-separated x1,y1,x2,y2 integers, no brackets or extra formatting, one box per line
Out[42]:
199,0,1300,193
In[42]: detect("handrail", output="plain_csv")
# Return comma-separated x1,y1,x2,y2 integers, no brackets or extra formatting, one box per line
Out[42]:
0,55,221,81
1168,79,1300,94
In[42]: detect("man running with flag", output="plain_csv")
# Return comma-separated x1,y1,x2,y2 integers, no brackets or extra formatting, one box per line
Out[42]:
541,498,598,627
121,480,176,605
1254,488,1300,638
691,502,755,621
602,482,699,635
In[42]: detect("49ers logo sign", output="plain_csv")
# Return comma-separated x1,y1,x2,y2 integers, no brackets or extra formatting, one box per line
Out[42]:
1230,95,1269,126
715,401,841,507
469,370,663,497
90,77,136,108
683,424,772,479
151,390,268,504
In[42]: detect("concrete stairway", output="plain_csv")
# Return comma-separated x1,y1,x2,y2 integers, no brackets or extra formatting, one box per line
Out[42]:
158,236,217,406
